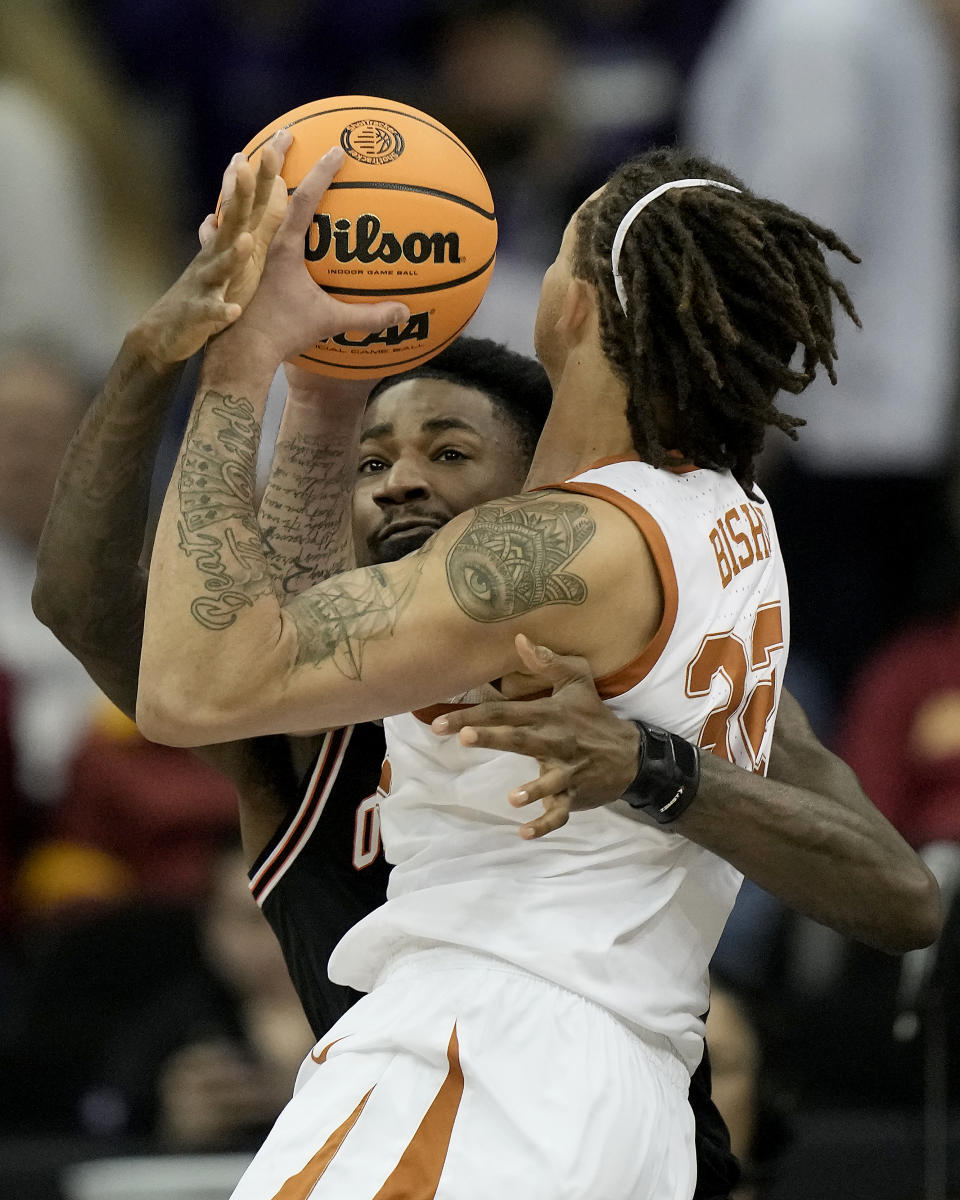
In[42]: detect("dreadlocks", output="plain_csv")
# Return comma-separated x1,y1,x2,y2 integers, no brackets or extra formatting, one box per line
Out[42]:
573,147,861,489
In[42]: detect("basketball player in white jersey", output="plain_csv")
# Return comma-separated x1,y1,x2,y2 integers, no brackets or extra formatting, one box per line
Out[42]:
130,137,887,1198
31,137,941,1200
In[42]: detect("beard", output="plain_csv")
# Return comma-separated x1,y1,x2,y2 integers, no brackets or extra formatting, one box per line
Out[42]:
366,521,444,564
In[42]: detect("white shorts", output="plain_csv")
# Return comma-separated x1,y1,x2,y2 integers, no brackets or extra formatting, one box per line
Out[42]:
230,947,695,1200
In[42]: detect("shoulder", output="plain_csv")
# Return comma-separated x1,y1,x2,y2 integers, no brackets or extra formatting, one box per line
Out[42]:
434,490,662,677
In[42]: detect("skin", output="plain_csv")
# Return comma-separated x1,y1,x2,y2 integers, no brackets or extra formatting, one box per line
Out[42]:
33,140,939,961
135,148,658,741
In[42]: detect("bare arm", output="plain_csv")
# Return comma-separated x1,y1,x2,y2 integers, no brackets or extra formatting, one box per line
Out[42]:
434,637,941,954
257,366,372,594
138,150,659,746
32,137,291,721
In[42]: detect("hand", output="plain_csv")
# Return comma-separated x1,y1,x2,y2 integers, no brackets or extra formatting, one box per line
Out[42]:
157,1040,290,1148
283,360,379,408
432,633,641,839
218,146,410,369
132,132,291,370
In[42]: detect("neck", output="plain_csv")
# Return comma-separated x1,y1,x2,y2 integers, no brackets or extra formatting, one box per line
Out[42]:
525,347,635,489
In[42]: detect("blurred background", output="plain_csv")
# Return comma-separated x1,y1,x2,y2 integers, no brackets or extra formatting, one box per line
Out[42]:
1,0,960,1196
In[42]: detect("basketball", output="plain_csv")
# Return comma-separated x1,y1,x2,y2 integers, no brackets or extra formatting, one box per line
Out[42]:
237,96,497,379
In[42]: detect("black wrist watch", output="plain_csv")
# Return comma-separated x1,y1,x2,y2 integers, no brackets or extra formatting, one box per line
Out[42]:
622,721,701,823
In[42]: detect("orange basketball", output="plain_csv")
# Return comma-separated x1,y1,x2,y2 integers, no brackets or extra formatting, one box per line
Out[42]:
238,96,497,379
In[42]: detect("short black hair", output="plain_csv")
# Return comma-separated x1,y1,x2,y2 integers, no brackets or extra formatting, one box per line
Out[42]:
574,146,861,490
368,336,552,463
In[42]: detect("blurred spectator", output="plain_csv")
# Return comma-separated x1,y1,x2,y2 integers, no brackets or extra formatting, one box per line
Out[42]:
93,839,314,1148
419,4,577,354
685,0,960,716
0,840,312,1146
555,0,732,201
0,339,100,814
85,0,422,248
15,700,240,921
0,0,175,373
837,611,960,849
419,4,575,264
457,0,732,354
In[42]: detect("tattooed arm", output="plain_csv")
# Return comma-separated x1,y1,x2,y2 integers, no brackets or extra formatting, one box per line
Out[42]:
32,138,292,719
141,439,659,743
257,367,373,595
138,147,660,744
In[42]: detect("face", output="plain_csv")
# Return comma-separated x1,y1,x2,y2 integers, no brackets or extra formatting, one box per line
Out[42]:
353,377,530,565
533,186,604,379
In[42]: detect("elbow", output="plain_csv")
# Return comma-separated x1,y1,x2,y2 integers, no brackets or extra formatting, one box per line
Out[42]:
880,861,943,954
31,571,66,640
135,684,205,747
136,657,270,748
910,860,947,950
135,661,228,747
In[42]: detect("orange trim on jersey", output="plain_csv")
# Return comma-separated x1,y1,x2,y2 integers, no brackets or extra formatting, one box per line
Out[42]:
271,1087,374,1199
549,479,679,699
372,1024,464,1199
412,702,475,726
249,726,352,906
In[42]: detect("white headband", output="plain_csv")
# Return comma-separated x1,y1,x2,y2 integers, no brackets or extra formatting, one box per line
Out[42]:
611,178,742,317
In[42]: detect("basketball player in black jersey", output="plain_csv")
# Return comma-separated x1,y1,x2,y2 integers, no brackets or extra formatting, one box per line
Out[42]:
33,140,937,1200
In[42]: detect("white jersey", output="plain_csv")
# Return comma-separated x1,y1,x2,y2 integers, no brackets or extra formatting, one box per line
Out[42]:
329,458,789,1072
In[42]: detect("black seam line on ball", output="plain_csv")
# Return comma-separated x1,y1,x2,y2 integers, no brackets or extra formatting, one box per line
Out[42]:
320,251,496,297
281,180,495,220
324,181,495,221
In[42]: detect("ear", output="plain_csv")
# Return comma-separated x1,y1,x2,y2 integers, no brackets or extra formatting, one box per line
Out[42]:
555,278,596,348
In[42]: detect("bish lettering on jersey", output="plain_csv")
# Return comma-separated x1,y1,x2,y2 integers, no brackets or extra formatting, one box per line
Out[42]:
708,502,772,588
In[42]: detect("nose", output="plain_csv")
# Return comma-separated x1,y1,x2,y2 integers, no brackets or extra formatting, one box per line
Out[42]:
372,456,432,507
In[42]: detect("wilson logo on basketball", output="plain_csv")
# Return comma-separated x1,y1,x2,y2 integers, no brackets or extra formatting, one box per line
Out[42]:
306,214,462,265
341,119,405,165
321,312,430,348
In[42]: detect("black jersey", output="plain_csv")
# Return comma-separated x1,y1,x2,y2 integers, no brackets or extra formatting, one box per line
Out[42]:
249,722,390,1038
248,722,740,1199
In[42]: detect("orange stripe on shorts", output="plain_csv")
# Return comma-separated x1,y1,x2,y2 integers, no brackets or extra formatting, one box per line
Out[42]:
271,1087,374,1200
372,1023,464,1199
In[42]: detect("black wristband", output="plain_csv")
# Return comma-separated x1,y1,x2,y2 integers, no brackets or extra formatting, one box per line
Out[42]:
622,721,701,823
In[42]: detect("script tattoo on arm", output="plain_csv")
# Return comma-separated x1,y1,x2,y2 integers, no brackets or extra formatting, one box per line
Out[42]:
258,429,355,595
177,389,276,630
287,549,428,679
446,497,595,621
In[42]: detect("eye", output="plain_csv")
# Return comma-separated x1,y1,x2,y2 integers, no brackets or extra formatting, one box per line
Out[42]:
358,456,389,475
434,447,468,463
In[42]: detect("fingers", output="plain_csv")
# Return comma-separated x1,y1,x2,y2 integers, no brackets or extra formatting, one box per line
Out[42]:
509,766,568,808
513,633,594,691
198,213,218,249
285,145,346,235
519,794,572,840
216,152,256,249
327,297,411,335
197,230,254,287
249,130,292,231
432,700,540,738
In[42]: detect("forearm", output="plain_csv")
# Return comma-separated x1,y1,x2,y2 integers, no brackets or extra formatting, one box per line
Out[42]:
140,338,291,730
674,700,940,953
32,329,182,717
257,382,365,596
